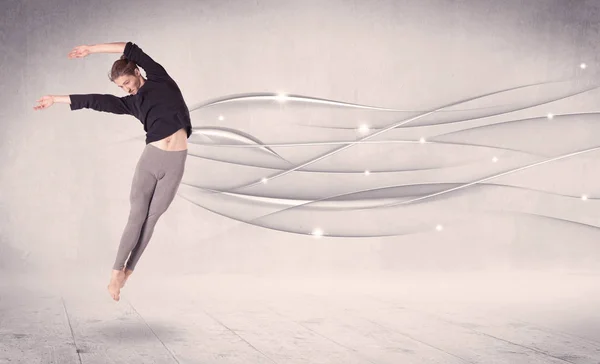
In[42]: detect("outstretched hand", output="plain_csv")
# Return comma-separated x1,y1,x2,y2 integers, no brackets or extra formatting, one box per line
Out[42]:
33,96,54,110
68,45,92,59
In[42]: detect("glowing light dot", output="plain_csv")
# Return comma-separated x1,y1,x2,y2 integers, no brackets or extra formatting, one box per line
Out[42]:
312,228,324,237
218,115,224,121
364,170,371,176
419,137,426,143
261,177,268,184
358,124,370,133
582,195,588,201
580,63,587,69
276,93,288,102
547,113,554,119
492,156,498,163
436,224,443,231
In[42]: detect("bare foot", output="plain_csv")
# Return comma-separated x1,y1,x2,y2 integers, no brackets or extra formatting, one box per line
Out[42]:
107,269,125,301
120,268,134,288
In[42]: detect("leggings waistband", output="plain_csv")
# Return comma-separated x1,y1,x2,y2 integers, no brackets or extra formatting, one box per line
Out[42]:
146,143,188,154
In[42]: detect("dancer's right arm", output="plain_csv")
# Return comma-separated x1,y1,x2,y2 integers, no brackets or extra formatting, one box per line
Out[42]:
34,94,134,115
33,95,67,110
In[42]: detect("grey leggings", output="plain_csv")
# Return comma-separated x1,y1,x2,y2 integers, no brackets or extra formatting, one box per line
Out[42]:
113,144,187,271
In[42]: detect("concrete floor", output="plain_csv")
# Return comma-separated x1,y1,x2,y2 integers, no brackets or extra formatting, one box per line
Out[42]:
1,271,600,364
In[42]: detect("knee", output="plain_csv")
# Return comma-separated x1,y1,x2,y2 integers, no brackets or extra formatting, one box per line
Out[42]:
147,206,168,220
147,192,177,219
127,204,150,222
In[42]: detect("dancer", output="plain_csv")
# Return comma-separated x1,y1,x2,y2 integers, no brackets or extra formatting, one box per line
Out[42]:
34,41,192,301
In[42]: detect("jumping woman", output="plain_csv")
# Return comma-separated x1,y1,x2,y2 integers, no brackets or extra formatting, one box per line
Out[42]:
34,42,192,301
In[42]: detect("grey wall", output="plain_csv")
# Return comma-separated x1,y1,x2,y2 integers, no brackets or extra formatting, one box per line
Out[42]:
2,0,600,277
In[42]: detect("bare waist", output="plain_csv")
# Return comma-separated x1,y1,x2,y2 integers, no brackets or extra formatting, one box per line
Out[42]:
149,128,188,151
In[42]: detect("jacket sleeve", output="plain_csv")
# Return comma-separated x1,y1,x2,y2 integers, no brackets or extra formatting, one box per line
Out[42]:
69,94,135,115
123,41,169,80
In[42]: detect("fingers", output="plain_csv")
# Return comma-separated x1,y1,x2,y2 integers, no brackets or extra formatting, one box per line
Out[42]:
68,52,85,59
67,45,89,59
33,99,51,110
67,48,79,58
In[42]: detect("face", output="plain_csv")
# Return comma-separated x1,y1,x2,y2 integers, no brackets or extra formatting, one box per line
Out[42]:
114,70,143,95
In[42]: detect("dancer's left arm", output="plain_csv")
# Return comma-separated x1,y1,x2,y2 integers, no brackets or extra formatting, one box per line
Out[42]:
68,42,169,80
68,43,126,57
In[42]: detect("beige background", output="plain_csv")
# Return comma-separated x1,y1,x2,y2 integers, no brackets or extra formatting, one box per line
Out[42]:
2,0,600,279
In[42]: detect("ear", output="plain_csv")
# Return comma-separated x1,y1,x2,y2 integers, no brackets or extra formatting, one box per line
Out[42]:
134,69,141,77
